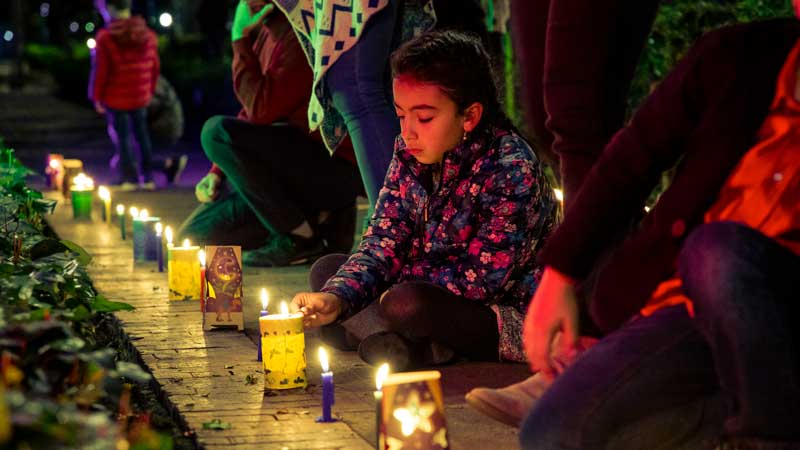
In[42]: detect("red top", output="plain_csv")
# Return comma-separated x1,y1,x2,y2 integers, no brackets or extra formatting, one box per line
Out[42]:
89,16,159,111
643,38,800,317
209,13,355,179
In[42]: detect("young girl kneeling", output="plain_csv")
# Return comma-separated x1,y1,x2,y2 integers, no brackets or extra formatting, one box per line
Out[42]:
292,30,558,369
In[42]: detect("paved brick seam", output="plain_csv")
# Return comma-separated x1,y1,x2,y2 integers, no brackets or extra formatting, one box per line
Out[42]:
46,197,373,450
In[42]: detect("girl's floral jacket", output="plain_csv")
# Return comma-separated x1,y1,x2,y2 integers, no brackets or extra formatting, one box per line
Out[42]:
322,126,558,361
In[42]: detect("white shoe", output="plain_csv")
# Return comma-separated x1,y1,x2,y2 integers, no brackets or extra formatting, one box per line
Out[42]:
465,372,553,428
140,181,156,191
466,335,599,428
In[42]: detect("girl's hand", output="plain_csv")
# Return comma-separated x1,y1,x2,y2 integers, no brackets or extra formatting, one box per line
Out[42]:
523,266,580,377
291,292,342,328
94,101,106,114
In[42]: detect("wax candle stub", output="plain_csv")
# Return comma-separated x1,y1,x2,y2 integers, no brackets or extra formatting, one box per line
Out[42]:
317,347,335,423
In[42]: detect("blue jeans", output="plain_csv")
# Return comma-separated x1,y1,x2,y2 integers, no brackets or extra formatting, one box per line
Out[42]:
326,0,400,208
520,222,800,449
108,107,153,183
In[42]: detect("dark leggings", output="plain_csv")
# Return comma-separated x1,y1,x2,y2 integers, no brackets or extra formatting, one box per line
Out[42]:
310,254,500,361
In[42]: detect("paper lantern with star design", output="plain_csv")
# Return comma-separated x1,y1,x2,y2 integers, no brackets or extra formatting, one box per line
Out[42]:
380,371,449,450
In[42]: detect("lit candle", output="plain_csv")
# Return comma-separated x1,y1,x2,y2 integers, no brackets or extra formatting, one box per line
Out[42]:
155,222,164,272
70,173,94,220
46,154,63,191
257,289,269,361
317,347,336,423
381,371,449,449
98,185,111,224
375,363,390,449
259,301,307,390
198,249,206,312
132,209,161,262
116,204,126,240
61,159,83,201
166,236,201,301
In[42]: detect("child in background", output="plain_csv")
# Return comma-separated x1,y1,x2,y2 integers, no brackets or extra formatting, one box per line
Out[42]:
292,31,559,370
89,0,159,190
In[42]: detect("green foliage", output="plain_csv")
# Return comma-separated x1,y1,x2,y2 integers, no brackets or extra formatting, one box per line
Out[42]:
628,0,793,114
0,141,173,449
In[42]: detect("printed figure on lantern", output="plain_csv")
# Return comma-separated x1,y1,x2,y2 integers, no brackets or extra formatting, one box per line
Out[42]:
203,246,244,330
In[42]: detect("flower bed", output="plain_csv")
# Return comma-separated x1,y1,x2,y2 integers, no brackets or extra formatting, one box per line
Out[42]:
0,143,188,449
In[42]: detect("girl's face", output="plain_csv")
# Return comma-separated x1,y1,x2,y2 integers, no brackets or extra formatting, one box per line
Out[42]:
393,76,481,164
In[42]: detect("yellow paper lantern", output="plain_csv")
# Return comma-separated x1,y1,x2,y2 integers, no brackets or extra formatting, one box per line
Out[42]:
259,302,307,390
167,240,201,301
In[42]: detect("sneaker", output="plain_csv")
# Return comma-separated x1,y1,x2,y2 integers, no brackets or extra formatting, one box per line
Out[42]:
114,181,138,192
357,332,455,372
317,202,357,254
465,373,554,428
358,332,414,371
140,181,157,191
242,233,326,267
163,155,188,185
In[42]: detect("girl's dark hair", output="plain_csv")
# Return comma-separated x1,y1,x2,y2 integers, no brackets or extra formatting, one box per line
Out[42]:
391,30,505,132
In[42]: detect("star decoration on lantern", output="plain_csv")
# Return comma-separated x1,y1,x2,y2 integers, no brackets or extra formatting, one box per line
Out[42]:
433,427,448,448
393,389,436,437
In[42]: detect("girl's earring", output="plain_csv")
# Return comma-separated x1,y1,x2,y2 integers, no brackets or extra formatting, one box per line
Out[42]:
462,129,468,141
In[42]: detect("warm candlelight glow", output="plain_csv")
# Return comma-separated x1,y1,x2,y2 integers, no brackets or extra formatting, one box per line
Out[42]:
72,173,94,190
164,226,173,245
260,288,269,311
48,159,60,169
140,209,149,220
129,206,139,218
198,249,206,267
318,347,330,373
280,301,289,316
155,222,163,236
116,204,124,215
98,186,110,201
553,188,564,202
376,363,390,390
182,238,190,248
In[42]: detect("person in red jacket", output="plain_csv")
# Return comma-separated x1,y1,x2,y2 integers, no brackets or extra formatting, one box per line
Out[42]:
89,0,159,190
177,0,361,265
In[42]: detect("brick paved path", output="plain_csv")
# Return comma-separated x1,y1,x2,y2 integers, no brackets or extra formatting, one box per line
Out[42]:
45,189,526,450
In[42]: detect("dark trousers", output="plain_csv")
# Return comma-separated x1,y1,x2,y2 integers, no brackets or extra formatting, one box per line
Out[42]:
511,0,659,206
310,253,500,361
108,107,153,183
178,116,362,248
520,222,800,449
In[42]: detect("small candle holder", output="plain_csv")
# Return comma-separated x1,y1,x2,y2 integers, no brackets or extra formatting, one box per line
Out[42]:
70,173,94,220
259,302,307,390
166,235,201,301
132,209,161,262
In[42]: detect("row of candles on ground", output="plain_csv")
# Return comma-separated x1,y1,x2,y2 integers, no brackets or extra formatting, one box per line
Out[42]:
64,173,451,449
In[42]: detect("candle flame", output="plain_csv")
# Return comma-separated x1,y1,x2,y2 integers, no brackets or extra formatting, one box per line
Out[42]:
553,188,564,203
116,204,125,215
48,159,60,169
155,222,163,236
260,288,269,311
98,185,110,201
164,226,173,245
198,249,206,267
375,363,390,390
318,347,329,372
129,206,139,218
72,173,94,190
182,238,190,248
280,301,289,315
140,209,149,220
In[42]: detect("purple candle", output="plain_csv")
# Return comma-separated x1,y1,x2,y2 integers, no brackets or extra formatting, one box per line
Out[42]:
257,288,269,361
155,223,164,272
317,347,336,423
